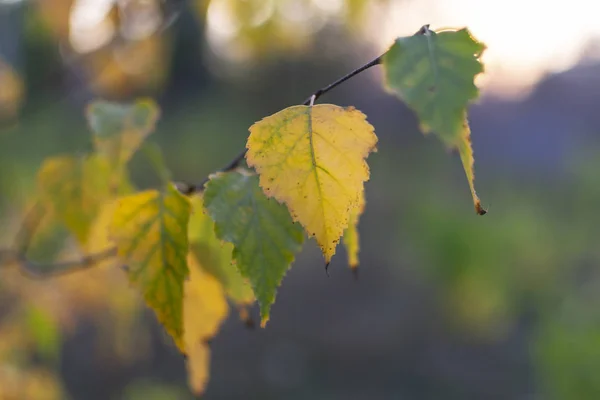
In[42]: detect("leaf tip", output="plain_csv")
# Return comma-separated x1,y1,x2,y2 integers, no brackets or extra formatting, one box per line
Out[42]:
238,307,255,329
260,315,270,328
475,201,487,216
325,262,330,277
351,265,359,280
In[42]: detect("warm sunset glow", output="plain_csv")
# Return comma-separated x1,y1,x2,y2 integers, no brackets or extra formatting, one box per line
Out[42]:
371,0,600,97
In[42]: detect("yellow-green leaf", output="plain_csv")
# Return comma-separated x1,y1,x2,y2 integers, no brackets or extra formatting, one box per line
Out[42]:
86,98,159,171
246,104,377,264
457,119,486,215
37,155,112,244
184,254,228,395
188,196,255,306
110,183,191,351
382,27,486,214
343,189,365,271
203,171,304,326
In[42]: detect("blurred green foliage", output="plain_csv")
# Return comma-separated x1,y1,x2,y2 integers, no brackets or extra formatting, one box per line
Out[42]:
1,0,600,399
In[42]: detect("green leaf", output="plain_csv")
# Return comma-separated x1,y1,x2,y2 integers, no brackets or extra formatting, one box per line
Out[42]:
382,27,486,214
37,154,112,244
203,171,304,326
86,98,159,171
110,183,191,351
188,196,255,306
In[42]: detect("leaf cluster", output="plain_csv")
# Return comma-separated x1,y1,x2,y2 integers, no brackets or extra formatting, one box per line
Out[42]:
1,25,487,395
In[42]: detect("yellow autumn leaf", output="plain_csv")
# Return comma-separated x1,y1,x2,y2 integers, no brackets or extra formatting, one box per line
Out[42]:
184,254,229,395
246,104,377,264
110,183,191,351
343,188,365,271
37,155,112,244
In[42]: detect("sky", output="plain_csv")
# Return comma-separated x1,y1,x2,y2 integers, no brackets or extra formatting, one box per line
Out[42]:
372,0,600,97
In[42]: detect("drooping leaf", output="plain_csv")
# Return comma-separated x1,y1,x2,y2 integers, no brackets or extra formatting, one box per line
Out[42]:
37,155,112,244
86,98,159,171
246,104,377,264
184,254,228,395
109,183,191,350
343,188,365,271
188,196,255,306
457,120,485,214
382,27,487,214
203,171,304,326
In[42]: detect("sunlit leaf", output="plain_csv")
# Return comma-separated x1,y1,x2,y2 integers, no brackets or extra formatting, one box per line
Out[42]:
203,171,304,326
87,98,160,172
184,254,229,395
342,188,365,270
188,196,255,305
246,104,377,264
37,155,112,244
382,27,486,214
110,183,191,351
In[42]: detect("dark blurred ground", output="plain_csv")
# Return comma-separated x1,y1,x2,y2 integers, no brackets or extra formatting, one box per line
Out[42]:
1,1,600,399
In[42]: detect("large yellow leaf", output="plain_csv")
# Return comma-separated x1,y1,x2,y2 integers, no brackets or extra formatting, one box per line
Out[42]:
184,254,229,395
110,183,191,351
246,104,377,264
37,155,112,244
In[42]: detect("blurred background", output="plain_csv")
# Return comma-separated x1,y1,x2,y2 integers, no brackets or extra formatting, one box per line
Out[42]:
1,0,600,399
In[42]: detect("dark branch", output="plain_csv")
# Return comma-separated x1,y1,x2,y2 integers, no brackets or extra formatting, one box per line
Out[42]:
177,53,385,195
4,247,118,280
302,54,383,106
0,202,118,279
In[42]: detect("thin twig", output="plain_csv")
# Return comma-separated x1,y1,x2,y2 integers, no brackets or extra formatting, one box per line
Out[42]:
174,25,439,195
301,54,383,106
13,202,45,256
177,53,385,195
1,202,119,279
12,247,118,280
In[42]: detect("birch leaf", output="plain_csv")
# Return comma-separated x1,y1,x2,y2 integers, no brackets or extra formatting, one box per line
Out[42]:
383,27,487,214
246,104,377,264
203,171,303,326
110,183,191,351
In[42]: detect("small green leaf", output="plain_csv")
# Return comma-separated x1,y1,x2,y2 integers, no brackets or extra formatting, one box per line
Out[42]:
383,27,486,214
203,171,304,326
37,154,112,244
188,196,255,306
110,183,191,351
86,98,159,171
